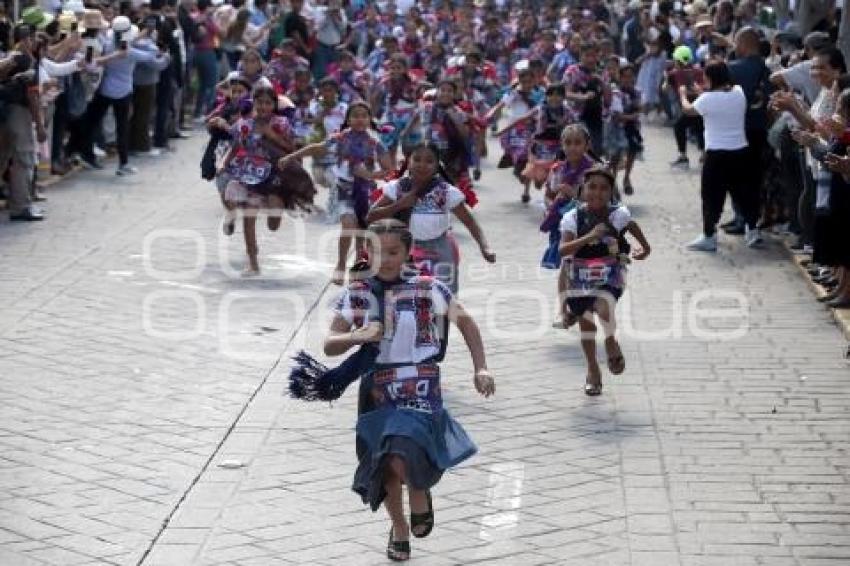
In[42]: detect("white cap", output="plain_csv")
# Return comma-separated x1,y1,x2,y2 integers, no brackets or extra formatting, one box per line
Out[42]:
111,15,131,33
64,0,85,14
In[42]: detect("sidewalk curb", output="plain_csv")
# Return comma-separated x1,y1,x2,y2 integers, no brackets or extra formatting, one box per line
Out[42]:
784,241,850,341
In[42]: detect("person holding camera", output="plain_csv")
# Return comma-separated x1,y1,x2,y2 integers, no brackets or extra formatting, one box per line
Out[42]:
77,15,167,176
130,5,172,156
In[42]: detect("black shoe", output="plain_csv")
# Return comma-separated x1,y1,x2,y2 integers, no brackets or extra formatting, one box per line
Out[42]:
521,193,530,204
473,168,481,181
79,155,103,170
623,182,634,195
9,208,44,221
722,223,745,235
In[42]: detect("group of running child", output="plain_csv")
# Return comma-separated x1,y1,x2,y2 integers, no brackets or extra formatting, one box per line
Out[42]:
201,13,652,563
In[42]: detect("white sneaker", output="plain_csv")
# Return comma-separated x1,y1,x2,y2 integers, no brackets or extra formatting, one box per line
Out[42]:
745,226,764,248
146,148,163,157
116,165,139,176
686,233,717,252
93,145,106,158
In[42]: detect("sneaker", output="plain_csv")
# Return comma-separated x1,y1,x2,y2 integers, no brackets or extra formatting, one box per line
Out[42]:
116,165,138,176
79,155,103,170
170,131,191,139
745,226,764,248
670,156,689,169
146,148,163,157
685,233,717,252
93,145,106,158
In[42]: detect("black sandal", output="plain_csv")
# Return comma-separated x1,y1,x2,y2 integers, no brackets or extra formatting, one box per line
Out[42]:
387,528,410,562
410,491,434,539
584,382,603,396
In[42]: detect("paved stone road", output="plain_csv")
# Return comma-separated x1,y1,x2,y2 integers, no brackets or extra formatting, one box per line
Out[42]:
1,123,848,566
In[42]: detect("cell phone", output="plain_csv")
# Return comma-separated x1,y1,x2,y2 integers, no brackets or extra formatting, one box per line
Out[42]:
85,46,94,63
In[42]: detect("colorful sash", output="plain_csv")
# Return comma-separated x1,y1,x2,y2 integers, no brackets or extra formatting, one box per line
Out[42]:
370,364,442,413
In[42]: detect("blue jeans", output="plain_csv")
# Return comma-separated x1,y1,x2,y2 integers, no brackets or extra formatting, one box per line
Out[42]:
194,49,218,118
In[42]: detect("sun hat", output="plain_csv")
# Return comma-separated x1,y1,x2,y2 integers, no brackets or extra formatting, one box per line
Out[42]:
673,45,693,64
57,11,78,32
694,16,713,29
80,8,109,32
20,6,54,29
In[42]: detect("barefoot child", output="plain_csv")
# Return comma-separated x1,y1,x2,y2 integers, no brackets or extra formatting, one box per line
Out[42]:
219,85,315,275
558,166,650,395
279,102,394,284
323,219,495,561
367,143,496,293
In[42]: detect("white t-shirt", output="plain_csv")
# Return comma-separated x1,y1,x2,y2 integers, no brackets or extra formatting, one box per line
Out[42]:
501,89,535,119
692,86,748,151
559,205,632,237
309,100,347,165
382,179,466,241
336,277,451,366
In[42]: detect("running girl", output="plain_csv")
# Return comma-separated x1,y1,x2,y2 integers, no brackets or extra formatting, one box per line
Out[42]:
558,166,650,395
372,54,420,162
367,143,496,293
486,65,544,203
324,218,495,561
203,73,253,233
401,80,475,204
279,102,393,285
497,82,577,191
219,85,315,275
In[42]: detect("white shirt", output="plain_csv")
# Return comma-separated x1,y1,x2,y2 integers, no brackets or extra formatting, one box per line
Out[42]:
336,277,451,366
501,89,535,119
692,86,748,151
382,179,466,241
309,99,347,165
560,205,632,238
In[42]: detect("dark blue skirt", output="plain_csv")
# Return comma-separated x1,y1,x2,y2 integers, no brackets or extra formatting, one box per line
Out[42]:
352,407,477,511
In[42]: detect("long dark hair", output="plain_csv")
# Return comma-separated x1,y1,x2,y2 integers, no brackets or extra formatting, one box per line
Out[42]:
396,142,456,185
340,101,379,131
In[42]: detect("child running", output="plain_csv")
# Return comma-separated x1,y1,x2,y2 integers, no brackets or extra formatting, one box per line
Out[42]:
202,72,252,230
540,125,598,328
308,77,348,223
367,143,496,293
218,84,315,275
558,166,650,395
487,65,544,203
325,219,495,562
497,82,577,192
279,102,393,285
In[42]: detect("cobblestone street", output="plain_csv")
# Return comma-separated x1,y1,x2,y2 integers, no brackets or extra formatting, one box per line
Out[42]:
1,124,848,566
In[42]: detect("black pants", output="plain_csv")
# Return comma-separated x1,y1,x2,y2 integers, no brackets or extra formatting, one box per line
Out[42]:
674,114,704,155
153,71,174,148
729,127,768,224
701,148,757,236
82,92,132,166
50,91,69,167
